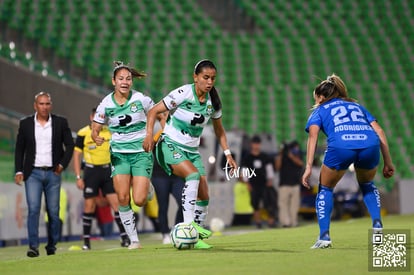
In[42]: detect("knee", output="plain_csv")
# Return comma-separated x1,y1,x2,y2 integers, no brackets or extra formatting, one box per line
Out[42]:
28,202,41,213
117,193,130,206
133,198,146,207
132,193,146,207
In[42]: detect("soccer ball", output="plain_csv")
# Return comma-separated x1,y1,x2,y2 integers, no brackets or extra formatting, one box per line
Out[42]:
209,217,225,233
170,222,198,250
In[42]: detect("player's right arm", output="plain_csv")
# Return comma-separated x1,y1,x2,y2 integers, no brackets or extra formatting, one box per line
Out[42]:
91,121,104,146
73,149,84,190
370,121,395,178
143,102,168,152
302,125,320,189
73,132,85,190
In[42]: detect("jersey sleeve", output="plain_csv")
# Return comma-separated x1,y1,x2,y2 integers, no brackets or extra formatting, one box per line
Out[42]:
74,127,87,152
142,94,155,114
74,135,85,152
162,86,188,110
305,108,322,133
93,102,106,124
359,104,377,123
211,108,222,119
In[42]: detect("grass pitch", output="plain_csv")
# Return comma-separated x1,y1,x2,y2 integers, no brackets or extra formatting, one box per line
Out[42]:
0,214,412,275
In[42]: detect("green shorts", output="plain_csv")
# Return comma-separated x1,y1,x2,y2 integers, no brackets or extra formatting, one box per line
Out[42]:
110,151,153,178
155,139,205,176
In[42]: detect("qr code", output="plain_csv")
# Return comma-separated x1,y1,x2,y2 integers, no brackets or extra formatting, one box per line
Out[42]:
369,229,411,272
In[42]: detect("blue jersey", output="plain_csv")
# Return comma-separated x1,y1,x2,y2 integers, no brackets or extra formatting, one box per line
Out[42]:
305,98,379,149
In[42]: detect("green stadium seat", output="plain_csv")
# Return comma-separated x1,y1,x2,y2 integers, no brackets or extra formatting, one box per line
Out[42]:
1,0,413,178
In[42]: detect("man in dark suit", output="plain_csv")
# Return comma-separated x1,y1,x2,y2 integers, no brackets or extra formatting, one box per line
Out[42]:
14,91,74,257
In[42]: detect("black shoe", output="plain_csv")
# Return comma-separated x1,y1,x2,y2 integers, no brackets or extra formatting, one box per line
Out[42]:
27,247,39,258
46,249,55,256
121,237,131,247
45,245,56,255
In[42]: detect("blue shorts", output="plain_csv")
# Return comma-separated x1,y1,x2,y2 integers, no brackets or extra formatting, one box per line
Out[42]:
323,146,380,170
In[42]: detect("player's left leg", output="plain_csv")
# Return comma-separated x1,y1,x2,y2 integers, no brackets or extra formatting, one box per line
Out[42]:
194,176,209,228
102,164,130,247
106,193,130,247
312,164,346,249
355,146,382,233
82,197,96,250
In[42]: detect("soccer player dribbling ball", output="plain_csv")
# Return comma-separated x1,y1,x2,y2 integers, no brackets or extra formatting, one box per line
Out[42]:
302,74,395,249
143,59,237,249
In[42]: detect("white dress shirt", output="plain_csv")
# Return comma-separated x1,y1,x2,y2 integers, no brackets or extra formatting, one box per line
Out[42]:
33,114,53,167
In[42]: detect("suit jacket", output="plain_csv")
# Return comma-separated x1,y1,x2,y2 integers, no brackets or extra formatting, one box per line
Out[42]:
14,114,75,181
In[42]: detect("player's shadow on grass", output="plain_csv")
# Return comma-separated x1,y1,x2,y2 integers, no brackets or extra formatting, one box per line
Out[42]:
155,244,298,253
208,241,300,253
212,247,298,253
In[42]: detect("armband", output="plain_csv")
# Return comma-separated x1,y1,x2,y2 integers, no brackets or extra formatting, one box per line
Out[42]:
224,149,231,156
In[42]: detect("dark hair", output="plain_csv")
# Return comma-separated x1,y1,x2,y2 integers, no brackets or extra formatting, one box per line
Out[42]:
113,61,147,79
194,59,222,111
91,107,97,114
313,73,356,108
194,59,216,75
251,135,261,143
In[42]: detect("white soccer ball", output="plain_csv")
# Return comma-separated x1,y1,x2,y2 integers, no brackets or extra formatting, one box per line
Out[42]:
170,222,198,250
209,217,225,233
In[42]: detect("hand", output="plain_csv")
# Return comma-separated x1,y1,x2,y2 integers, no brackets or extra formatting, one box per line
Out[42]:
76,178,85,190
54,164,64,175
94,136,105,146
383,163,395,178
226,155,238,175
15,173,24,186
302,167,312,189
142,135,154,152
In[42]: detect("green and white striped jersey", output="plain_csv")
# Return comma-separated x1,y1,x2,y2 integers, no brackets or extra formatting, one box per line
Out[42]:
163,84,222,152
94,90,154,153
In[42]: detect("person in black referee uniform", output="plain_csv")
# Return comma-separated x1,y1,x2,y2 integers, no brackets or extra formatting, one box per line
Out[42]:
73,108,129,250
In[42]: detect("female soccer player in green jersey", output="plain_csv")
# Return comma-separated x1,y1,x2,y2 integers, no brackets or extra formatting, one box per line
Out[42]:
92,61,165,249
143,59,237,249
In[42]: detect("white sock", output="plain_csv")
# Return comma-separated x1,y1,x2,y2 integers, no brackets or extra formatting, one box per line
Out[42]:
194,201,209,227
182,175,200,223
119,209,139,243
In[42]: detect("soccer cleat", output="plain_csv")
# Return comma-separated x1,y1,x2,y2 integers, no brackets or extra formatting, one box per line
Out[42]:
128,241,142,250
82,244,90,251
191,221,212,240
372,220,383,234
27,247,39,257
194,239,213,249
147,182,155,202
311,239,332,249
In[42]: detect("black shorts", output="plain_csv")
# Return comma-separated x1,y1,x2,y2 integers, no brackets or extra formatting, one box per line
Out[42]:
83,165,114,198
250,186,277,216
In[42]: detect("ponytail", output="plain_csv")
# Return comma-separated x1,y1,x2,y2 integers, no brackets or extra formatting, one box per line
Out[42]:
209,86,222,111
